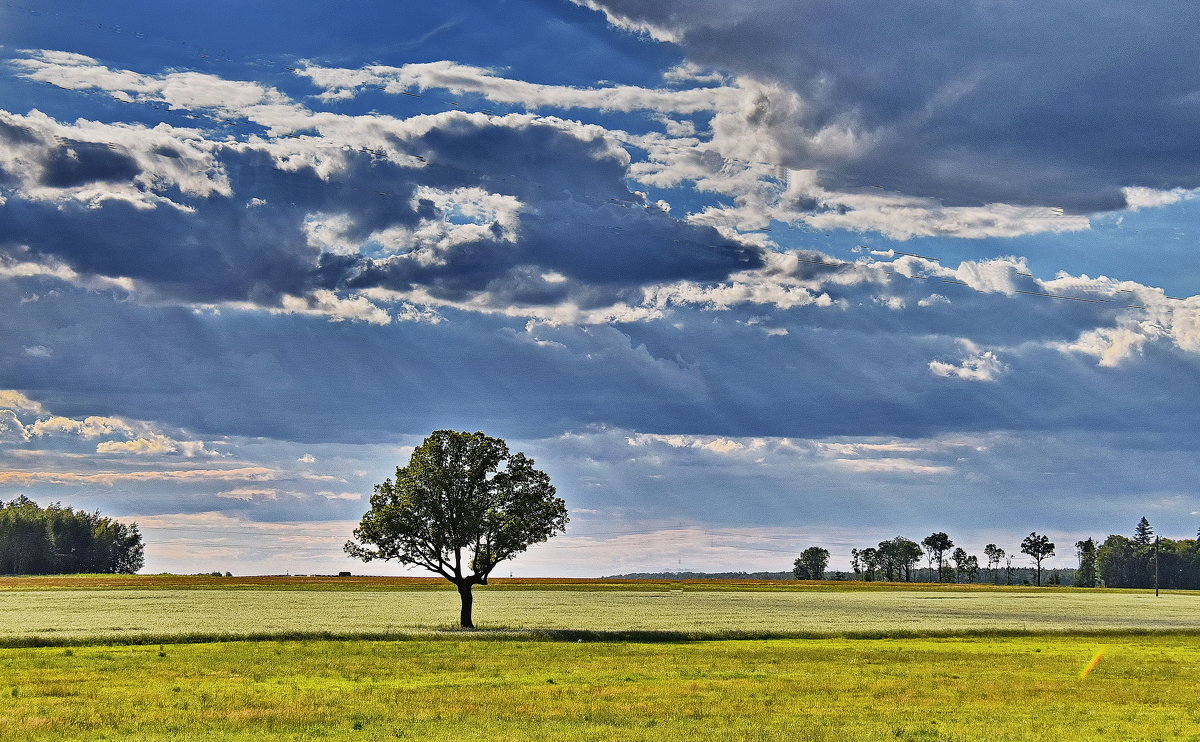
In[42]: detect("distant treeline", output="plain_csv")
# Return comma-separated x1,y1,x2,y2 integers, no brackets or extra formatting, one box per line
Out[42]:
798,517,1198,588
1095,519,1200,589
0,496,144,575
604,571,793,580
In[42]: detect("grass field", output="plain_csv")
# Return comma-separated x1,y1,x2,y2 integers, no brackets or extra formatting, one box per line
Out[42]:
0,577,1197,645
3,634,1198,741
2,577,1198,740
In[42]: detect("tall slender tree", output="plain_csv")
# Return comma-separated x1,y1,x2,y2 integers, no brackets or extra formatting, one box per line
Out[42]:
951,547,979,583
1020,532,1055,586
1074,538,1098,587
983,544,1005,584
859,547,880,582
921,532,954,582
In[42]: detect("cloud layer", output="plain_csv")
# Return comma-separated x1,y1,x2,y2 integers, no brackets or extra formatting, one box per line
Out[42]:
3,4,1200,575
573,0,1200,213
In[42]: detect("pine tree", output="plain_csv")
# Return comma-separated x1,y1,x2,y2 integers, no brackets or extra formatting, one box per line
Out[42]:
1134,517,1154,547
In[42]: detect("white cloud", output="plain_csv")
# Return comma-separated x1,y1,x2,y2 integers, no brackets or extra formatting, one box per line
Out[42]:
1056,324,1157,367
626,432,747,454
29,415,141,439
315,490,362,501
405,185,524,260
831,458,953,475
1121,186,1195,211
662,62,727,86
0,410,30,443
0,467,278,486
14,51,292,120
218,487,282,501
96,435,180,455
929,343,1007,382
275,291,394,325
0,253,137,296
292,58,1094,242
16,407,219,458
95,434,218,457
815,441,926,457
682,167,1090,241
297,453,317,463
297,60,736,114
621,432,974,472
0,390,45,415
0,109,232,209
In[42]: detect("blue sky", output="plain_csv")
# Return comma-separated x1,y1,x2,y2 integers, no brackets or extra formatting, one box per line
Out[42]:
2,0,1199,576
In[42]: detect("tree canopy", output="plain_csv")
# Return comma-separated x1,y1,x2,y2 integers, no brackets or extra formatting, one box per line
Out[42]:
793,546,830,580
1020,532,1055,586
345,430,568,628
1096,518,1200,589
1074,538,1098,587
921,532,954,581
877,536,923,582
0,496,143,575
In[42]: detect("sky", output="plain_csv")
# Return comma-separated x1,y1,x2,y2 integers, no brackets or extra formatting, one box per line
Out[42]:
2,0,1199,577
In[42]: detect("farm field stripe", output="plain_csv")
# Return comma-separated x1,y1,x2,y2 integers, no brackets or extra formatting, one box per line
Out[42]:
3,627,1200,649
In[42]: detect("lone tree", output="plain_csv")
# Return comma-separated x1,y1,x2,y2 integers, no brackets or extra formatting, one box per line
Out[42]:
1020,532,1056,586
345,430,568,628
793,546,830,580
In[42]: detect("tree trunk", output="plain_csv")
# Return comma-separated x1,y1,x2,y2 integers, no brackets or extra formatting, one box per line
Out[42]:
457,581,474,629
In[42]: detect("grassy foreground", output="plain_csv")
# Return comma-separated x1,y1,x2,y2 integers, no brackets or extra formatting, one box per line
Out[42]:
3,634,1199,741
3,579,1197,740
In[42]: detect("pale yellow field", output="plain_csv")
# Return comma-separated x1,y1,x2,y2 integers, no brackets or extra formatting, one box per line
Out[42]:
1,586,1197,643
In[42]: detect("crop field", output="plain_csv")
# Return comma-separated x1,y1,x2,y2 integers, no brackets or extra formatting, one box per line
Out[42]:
0,577,1198,644
1,577,1198,740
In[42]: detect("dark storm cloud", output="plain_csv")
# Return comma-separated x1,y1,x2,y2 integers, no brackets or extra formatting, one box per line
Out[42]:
0,109,761,309
0,118,37,144
39,139,141,188
579,0,1200,211
349,201,759,306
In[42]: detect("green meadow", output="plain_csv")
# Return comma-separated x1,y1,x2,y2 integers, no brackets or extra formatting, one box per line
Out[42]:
1,579,1198,740
4,635,1199,741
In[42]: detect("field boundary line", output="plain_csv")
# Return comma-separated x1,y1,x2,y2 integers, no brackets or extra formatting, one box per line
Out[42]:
5,626,1200,649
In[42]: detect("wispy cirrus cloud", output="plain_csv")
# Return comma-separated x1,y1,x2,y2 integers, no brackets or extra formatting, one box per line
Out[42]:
0,466,278,486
